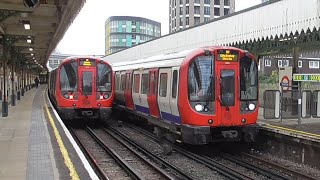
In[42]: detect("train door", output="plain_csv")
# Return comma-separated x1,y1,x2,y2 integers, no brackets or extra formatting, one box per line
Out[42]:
132,70,150,114
169,67,181,123
79,67,96,108
147,68,160,118
216,64,240,126
158,68,175,122
124,70,134,110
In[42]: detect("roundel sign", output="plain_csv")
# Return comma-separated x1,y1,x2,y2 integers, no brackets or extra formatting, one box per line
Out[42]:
280,76,290,92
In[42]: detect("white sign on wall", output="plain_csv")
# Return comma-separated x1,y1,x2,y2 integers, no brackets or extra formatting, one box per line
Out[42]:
279,67,292,92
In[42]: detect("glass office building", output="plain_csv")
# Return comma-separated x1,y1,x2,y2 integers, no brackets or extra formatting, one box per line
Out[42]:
105,16,161,55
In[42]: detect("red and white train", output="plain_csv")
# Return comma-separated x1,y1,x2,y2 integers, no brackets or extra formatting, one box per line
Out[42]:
111,46,259,145
48,56,114,120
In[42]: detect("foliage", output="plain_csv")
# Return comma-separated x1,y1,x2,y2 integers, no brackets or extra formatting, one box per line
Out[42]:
259,70,279,84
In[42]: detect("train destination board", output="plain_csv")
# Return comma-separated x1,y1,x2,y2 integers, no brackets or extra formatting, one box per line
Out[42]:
217,50,238,61
293,74,320,82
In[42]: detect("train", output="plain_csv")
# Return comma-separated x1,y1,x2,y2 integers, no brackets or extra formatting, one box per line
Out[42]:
111,46,259,145
48,56,114,121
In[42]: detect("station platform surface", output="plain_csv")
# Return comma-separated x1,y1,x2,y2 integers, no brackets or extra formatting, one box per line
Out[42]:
258,107,320,142
0,85,96,180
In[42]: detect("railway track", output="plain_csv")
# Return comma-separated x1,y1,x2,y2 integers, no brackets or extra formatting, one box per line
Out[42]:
120,122,318,180
239,152,318,180
110,122,264,180
70,126,191,180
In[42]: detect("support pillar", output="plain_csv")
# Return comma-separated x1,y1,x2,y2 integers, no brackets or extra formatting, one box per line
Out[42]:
2,61,8,117
11,51,16,106
292,47,301,125
21,67,24,96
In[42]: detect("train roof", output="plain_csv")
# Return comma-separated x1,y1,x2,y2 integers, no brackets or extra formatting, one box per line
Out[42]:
49,56,109,72
111,46,247,71
112,48,196,71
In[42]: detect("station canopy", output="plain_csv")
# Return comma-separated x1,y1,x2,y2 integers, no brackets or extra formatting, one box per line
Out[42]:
0,0,85,72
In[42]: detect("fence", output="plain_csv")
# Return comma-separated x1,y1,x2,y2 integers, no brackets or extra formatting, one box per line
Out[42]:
263,90,319,119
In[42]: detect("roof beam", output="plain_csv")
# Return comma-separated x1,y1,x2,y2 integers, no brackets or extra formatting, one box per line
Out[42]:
0,3,33,12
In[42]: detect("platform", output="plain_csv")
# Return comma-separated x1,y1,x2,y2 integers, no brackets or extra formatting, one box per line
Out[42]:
0,85,97,180
258,107,320,143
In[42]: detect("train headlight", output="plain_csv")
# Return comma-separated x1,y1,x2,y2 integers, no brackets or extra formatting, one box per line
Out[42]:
69,94,74,100
195,104,204,112
63,93,69,99
103,93,109,99
248,103,255,111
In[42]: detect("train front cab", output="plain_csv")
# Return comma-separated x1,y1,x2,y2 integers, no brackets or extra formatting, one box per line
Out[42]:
179,48,259,145
58,58,113,120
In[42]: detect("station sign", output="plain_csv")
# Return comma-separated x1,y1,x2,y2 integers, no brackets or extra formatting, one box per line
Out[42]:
293,74,320,82
279,67,292,92
80,58,96,66
217,50,238,61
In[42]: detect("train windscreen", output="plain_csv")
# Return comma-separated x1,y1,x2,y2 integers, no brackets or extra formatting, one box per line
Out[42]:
188,55,215,114
240,57,258,101
188,56,215,102
97,63,112,92
60,61,78,92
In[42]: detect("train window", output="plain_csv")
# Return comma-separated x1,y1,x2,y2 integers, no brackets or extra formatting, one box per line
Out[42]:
159,73,167,97
134,74,140,93
172,70,178,98
82,71,93,95
121,74,126,91
97,63,112,92
60,61,77,92
188,56,214,102
240,57,258,101
116,74,120,90
221,70,235,106
141,74,149,94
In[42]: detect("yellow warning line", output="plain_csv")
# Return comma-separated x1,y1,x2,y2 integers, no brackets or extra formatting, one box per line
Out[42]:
44,100,80,180
264,124,320,139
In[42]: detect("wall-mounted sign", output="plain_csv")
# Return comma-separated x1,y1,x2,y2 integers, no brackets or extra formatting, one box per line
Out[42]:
293,74,320,82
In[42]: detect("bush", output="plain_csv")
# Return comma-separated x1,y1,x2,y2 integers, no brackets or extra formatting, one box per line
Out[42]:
259,70,278,84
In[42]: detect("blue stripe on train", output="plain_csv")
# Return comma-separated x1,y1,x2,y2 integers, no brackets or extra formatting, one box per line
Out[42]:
161,111,181,124
135,104,150,115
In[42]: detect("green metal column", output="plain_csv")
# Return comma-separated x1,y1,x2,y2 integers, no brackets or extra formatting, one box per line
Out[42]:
292,47,301,125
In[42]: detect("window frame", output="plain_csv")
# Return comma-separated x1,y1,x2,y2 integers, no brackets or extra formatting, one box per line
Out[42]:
141,74,149,94
159,73,168,97
133,74,140,93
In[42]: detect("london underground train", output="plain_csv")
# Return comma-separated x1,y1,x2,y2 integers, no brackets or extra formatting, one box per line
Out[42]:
48,56,114,121
111,46,259,145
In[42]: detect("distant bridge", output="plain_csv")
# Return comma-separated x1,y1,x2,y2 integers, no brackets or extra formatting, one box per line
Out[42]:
105,0,320,63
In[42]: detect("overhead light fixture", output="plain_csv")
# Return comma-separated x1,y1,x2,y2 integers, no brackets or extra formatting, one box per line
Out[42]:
29,48,33,51
23,20,31,30
23,0,40,8
31,53,34,56
27,39,32,43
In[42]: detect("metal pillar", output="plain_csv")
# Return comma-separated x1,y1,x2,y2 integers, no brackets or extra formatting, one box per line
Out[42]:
0,62,2,101
21,66,24,96
293,47,301,125
11,51,16,106
2,61,8,117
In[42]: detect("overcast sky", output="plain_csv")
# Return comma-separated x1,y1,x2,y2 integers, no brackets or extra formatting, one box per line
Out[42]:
56,0,262,55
